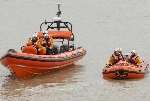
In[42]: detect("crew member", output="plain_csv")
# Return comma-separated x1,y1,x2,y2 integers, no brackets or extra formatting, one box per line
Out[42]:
35,37,46,55
128,50,142,65
108,48,124,66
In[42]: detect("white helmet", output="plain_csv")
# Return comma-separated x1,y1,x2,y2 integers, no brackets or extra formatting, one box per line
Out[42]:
131,50,137,54
42,31,48,35
44,33,49,39
45,31,48,34
44,33,49,36
114,48,122,52
33,32,38,37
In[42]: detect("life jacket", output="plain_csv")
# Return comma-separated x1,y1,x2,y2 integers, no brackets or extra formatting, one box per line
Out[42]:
130,55,142,65
26,42,32,46
37,32,44,38
21,45,37,54
35,38,46,55
45,37,54,48
108,54,120,65
26,38,33,46
37,47,46,55
36,38,44,47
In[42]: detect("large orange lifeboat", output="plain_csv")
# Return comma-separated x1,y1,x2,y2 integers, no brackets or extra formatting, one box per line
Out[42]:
0,4,86,79
103,60,149,79
1,48,86,79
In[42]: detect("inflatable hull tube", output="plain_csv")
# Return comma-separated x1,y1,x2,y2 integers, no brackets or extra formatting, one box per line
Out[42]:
103,60,149,79
0,47,86,79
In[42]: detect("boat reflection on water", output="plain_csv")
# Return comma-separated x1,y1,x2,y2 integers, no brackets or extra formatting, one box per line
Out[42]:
0,64,83,98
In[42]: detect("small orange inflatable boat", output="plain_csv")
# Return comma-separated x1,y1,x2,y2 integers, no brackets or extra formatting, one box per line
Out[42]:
103,60,149,79
0,4,86,79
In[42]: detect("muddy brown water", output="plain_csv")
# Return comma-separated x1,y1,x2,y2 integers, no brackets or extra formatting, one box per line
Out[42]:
0,0,150,101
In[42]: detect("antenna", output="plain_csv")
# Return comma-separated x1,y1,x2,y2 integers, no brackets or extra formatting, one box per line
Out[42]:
56,3,62,17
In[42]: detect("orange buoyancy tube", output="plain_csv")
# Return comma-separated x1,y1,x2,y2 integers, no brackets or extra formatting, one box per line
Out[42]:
22,45,37,54
48,31,72,39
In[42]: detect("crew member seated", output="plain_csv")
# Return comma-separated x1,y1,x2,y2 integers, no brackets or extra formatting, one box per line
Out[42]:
26,35,38,46
21,35,38,54
35,37,46,55
128,50,142,66
44,34,54,47
108,48,124,66
44,34,58,55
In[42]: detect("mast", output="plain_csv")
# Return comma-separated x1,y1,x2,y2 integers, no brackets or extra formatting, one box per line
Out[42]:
55,3,62,30
56,3,62,17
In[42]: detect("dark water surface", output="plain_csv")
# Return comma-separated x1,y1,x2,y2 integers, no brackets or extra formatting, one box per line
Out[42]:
0,0,150,101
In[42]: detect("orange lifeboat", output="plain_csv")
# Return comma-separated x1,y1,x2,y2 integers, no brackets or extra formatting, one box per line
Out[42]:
0,48,86,79
0,5,86,79
103,60,149,79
